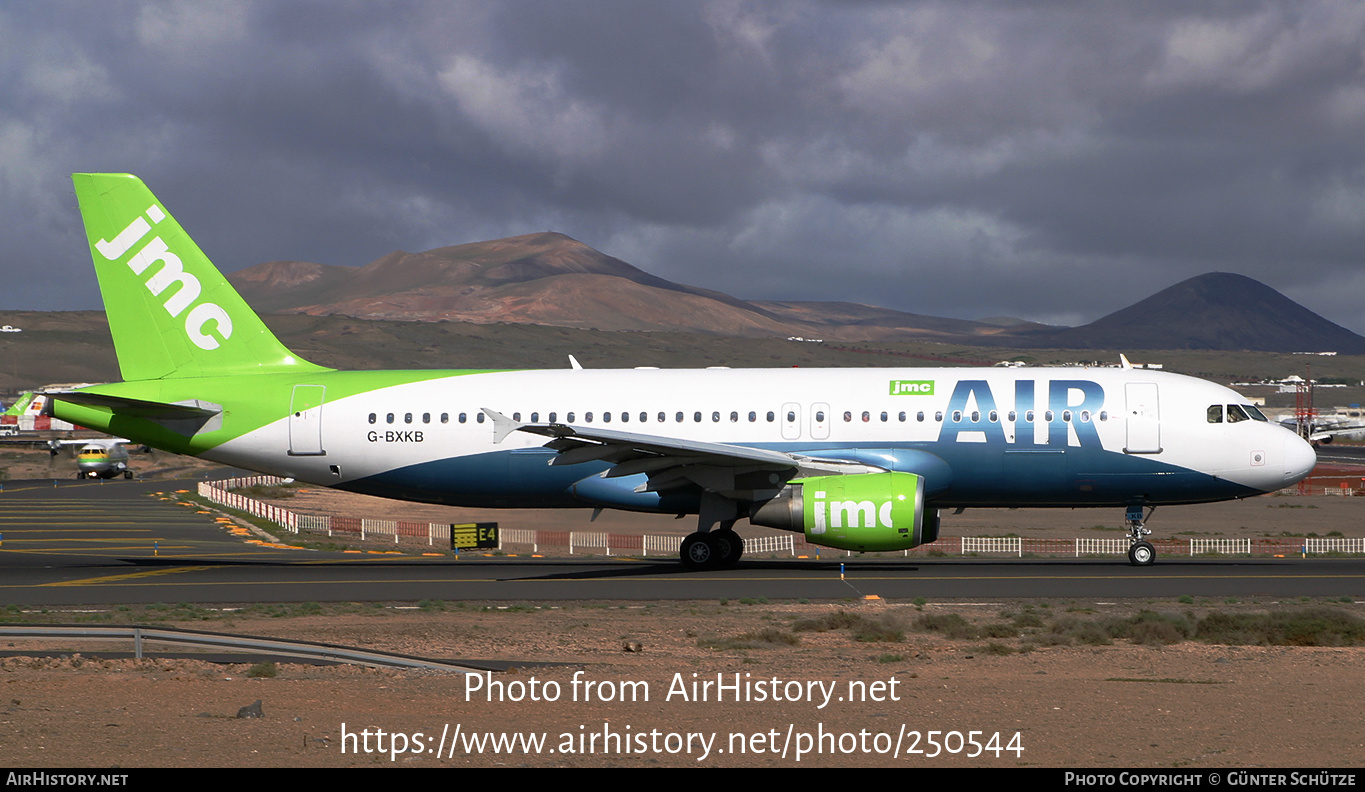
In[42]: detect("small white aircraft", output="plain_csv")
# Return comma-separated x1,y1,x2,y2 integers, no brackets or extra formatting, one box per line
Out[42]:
47,174,1318,567
1277,411,1365,445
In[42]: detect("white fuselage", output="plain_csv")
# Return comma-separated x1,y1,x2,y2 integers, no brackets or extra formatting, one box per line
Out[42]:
202,366,1316,511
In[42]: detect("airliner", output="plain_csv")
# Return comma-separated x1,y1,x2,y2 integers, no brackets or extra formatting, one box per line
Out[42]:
47,174,1317,568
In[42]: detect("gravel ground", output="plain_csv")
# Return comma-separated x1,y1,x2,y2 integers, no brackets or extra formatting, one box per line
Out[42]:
1,599,1363,768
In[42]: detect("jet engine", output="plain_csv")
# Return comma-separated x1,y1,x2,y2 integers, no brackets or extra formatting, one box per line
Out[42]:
749,471,939,552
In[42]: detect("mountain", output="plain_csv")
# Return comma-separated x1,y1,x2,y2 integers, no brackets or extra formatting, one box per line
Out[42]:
229,232,1006,341
992,272,1365,353
229,236,1365,353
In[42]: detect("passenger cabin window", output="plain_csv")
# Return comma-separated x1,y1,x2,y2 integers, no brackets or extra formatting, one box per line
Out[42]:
441,413,449,423
459,413,467,423
476,413,485,424
387,413,395,424
368,413,376,424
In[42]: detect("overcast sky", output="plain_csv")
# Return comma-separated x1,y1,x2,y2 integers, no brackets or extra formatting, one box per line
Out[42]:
4,1,1365,331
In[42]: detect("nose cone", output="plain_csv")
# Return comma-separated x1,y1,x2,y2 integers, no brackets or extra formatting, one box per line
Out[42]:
1282,433,1317,487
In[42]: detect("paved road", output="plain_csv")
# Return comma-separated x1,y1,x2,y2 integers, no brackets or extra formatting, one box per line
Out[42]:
1,478,1363,605
1316,444,1365,466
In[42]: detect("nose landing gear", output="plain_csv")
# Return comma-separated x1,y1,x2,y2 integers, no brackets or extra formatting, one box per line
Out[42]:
1126,504,1156,566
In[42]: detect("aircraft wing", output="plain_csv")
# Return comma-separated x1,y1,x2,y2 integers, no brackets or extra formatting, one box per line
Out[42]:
481,408,882,495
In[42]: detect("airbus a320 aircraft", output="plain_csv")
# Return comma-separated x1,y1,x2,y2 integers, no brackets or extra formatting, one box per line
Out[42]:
49,174,1317,568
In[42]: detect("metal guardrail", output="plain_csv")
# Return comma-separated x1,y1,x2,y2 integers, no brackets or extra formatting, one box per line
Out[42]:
0,624,483,674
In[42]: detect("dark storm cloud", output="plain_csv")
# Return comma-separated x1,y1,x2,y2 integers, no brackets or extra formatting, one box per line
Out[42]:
2,1,1364,333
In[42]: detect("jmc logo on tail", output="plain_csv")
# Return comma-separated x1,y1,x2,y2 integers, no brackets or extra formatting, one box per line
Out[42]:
96,207,233,351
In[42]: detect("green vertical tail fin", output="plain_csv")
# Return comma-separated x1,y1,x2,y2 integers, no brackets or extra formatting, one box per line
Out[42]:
3,393,36,417
71,173,328,381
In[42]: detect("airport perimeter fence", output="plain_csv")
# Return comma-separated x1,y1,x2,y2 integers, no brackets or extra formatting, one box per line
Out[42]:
197,477,1364,559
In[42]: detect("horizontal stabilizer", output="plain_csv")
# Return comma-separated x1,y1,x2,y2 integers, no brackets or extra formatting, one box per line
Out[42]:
44,391,221,421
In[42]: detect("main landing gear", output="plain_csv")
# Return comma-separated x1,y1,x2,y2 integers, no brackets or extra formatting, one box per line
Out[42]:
1125,504,1156,566
680,524,745,571
679,494,747,570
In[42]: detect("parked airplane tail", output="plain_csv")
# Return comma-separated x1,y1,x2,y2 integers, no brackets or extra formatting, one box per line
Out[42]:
71,173,326,381
3,393,37,417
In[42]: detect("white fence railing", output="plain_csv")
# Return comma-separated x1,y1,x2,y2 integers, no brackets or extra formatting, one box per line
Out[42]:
1189,538,1253,556
195,478,1365,559
1075,538,1128,556
1304,537,1365,554
962,537,1022,556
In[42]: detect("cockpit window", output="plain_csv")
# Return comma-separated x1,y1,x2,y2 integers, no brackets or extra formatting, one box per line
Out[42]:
1226,404,1250,423
1207,405,1223,424
1245,405,1268,422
